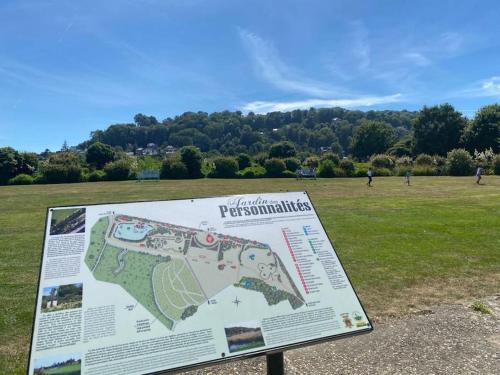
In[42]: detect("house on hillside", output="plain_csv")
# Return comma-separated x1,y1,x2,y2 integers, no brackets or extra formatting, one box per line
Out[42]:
165,145,176,155
145,143,158,156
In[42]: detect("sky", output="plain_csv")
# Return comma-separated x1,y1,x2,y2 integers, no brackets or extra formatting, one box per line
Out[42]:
1,0,500,152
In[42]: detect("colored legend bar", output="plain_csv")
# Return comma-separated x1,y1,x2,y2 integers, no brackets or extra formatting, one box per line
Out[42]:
282,229,309,294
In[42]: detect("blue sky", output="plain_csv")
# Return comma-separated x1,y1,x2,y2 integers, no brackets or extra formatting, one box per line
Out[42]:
1,0,500,152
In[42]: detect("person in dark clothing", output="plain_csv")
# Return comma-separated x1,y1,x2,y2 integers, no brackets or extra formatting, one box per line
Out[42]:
367,167,373,187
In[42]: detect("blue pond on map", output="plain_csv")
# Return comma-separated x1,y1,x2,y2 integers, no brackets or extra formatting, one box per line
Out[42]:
115,223,154,241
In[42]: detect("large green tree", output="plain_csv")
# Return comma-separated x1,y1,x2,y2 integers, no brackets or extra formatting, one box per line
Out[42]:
413,104,467,155
463,104,500,153
180,146,203,178
0,147,19,183
350,120,395,159
86,142,115,169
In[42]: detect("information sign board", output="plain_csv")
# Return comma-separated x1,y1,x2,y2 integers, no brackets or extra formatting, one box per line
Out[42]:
28,192,372,375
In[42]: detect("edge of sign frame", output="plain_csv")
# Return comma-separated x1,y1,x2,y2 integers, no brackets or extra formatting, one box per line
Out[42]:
27,190,373,375
26,206,51,375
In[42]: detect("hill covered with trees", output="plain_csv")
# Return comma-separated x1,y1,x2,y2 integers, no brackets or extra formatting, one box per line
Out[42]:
80,107,418,157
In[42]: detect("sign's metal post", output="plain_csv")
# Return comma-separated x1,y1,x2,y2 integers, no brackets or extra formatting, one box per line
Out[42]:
266,351,284,375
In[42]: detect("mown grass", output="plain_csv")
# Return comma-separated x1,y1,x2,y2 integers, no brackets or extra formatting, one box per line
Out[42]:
1,176,499,374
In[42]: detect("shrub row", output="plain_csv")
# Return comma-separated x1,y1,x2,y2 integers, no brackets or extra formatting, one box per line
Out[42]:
7,149,500,184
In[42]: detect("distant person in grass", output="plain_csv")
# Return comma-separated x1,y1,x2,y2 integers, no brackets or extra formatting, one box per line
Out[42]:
367,167,373,187
405,170,411,186
475,167,482,184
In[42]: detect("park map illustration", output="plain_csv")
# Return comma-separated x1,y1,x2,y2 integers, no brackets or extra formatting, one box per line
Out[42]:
85,214,305,330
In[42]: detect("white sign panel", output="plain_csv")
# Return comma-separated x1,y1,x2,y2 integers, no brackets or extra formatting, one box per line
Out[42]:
28,192,371,374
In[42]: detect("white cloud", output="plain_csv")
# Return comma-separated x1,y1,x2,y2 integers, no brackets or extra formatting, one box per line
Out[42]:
238,29,334,97
241,94,402,113
480,76,500,96
455,76,500,98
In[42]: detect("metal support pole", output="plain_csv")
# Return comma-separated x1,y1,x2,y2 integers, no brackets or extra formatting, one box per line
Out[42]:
266,351,284,375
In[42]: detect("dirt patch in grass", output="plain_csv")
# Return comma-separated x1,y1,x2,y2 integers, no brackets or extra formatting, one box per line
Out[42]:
362,272,500,320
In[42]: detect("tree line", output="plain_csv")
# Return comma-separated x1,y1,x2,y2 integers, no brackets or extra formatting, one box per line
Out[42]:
0,103,498,185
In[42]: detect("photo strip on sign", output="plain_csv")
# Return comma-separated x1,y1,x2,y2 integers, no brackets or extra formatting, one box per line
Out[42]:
28,192,372,375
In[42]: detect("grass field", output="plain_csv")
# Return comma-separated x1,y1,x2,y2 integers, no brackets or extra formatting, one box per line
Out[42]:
40,362,81,375
1,176,499,374
152,259,206,322
91,244,174,329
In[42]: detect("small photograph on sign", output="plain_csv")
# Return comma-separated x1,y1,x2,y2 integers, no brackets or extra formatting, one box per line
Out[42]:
33,352,81,375
41,283,83,313
50,208,86,235
225,321,266,353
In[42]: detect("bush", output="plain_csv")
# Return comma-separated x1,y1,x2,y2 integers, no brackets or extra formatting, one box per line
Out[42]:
87,170,106,182
137,156,162,171
318,160,347,178
236,166,266,178
8,173,34,185
318,160,335,177
395,166,412,176
446,149,474,176
354,167,369,177
320,152,340,166
284,157,301,172
210,157,239,178
104,159,133,181
161,157,176,179
264,158,286,177
370,154,394,169
473,148,496,169
432,155,446,167
396,156,413,167
339,159,355,176
373,168,392,176
269,141,296,158
494,155,500,175
282,170,296,178
33,174,46,184
304,156,319,169
169,161,189,179
254,152,269,166
415,154,433,166
236,154,251,170
42,164,82,183
412,166,439,176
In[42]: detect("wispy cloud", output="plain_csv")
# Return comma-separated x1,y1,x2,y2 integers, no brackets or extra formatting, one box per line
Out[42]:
0,58,141,106
402,52,432,67
438,32,464,55
241,94,402,113
350,21,371,71
238,28,335,97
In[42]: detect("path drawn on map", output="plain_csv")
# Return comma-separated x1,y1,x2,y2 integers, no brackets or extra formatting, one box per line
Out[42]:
85,214,305,330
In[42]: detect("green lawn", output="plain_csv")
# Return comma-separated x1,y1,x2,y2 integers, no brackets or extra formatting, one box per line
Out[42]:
1,177,499,374
43,362,81,375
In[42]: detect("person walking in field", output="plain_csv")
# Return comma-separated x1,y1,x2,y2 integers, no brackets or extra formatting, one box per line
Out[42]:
475,166,482,184
405,170,411,186
367,167,373,187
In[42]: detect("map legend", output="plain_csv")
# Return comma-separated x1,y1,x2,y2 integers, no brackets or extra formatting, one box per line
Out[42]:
281,227,322,294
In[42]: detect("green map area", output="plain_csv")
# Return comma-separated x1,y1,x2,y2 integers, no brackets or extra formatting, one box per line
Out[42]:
85,214,304,330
